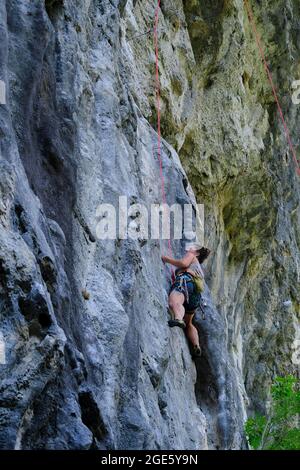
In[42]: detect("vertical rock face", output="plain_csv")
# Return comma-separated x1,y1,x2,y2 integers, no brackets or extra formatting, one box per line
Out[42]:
0,0,299,450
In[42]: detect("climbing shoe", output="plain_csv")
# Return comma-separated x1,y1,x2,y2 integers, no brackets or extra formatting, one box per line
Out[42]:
191,345,202,359
168,319,186,329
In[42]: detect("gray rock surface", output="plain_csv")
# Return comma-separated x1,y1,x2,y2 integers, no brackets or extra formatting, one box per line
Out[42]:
0,0,299,450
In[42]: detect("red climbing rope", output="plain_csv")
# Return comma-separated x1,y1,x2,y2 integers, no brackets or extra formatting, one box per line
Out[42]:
244,0,300,177
153,1,175,282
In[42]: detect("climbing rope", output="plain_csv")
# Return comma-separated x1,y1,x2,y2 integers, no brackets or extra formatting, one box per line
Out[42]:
244,0,300,177
153,0,175,282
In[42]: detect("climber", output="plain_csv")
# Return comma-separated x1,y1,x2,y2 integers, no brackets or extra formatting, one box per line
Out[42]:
161,244,211,359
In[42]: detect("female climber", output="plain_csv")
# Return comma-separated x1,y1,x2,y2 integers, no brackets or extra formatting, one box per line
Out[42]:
161,244,211,359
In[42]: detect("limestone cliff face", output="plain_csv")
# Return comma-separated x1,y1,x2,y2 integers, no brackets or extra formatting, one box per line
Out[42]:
0,0,299,450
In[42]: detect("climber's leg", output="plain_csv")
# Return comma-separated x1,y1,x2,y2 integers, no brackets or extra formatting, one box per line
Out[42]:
184,312,201,358
168,291,186,328
168,290,185,320
183,312,199,347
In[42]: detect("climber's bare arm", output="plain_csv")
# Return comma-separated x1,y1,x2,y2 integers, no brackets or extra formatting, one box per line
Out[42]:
161,252,194,269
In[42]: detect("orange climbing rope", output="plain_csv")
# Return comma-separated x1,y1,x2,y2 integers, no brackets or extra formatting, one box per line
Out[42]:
153,0,175,282
244,0,300,177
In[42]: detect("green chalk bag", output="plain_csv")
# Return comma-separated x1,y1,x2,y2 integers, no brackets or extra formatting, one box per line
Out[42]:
193,275,205,294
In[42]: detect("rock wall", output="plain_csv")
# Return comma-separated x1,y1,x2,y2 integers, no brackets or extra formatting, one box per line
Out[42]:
0,0,299,450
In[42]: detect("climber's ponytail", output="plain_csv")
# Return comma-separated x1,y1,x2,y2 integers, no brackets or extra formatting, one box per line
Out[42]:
197,247,211,264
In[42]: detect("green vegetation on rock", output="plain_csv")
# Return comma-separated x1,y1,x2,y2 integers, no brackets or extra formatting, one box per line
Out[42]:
245,376,300,449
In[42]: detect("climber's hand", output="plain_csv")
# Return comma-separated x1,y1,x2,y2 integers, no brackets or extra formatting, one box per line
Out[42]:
161,255,167,264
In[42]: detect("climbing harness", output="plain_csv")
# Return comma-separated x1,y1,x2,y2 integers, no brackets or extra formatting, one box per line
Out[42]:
153,0,175,282
244,0,300,177
170,272,205,317
178,274,189,304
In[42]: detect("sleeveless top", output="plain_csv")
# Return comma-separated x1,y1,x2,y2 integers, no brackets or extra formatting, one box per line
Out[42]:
176,257,204,278
189,259,204,278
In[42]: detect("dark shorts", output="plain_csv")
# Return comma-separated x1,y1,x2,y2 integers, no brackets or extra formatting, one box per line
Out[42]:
170,273,201,313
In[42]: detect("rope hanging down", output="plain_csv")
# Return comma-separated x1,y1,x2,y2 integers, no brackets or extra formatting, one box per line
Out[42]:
153,0,175,282
244,0,300,177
